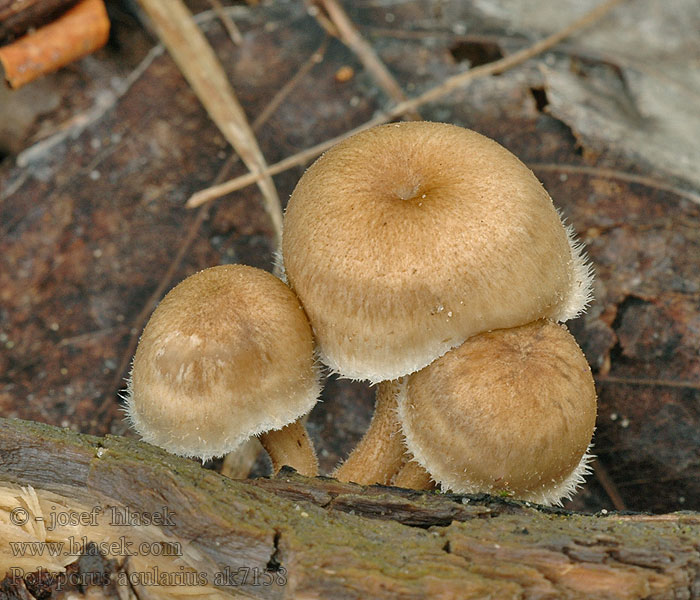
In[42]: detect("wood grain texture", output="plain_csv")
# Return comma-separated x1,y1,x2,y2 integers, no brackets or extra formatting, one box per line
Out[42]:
0,418,698,599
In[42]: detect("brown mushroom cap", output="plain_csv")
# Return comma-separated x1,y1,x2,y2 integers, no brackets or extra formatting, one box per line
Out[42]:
125,265,320,461
282,121,591,382
397,320,597,505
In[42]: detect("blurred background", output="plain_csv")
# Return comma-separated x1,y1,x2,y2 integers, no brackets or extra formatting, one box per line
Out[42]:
0,0,698,514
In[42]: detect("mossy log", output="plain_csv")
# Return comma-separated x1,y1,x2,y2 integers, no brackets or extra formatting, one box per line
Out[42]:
0,417,698,599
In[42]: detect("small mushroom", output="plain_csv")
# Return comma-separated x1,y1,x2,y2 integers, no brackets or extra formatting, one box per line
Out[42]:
281,121,593,484
282,121,592,383
125,265,321,476
396,320,597,505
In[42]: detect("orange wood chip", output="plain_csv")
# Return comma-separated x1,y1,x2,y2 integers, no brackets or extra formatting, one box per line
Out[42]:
0,0,110,89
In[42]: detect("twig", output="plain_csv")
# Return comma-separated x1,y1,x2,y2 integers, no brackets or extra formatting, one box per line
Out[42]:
252,35,329,131
592,459,627,511
105,38,330,428
187,0,626,207
136,0,283,245
305,2,339,37
15,44,164,169
207,0,243,46
317,0,421,119
0,0,109,89
597,375,700,391
530,163,700,206
187,113,388,207
401,0,626,110
615,513,700,523
104,204,211,424
58,326,127,347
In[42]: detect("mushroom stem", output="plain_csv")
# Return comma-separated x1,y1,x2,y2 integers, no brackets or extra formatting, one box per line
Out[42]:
221,437,262,479
258,419,319,477
392,460,434,490
333,379,406,485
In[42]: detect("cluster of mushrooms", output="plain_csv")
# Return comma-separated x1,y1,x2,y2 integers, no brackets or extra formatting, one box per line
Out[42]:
126,121,598,506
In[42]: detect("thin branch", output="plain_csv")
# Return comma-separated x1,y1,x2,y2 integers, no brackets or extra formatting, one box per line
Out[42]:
136,0,283,245
207,0,243,46
400,0,626,110
58,326,127,347
187,112,389,207
530,163,700,206
317,0,421,119
592,459,627,511
187,0,626,207
615,513,700,523
106,38,331,423
15,44,164,169
597,375,700,391
252,35,329,130
305,2,339,37
104,204,210,424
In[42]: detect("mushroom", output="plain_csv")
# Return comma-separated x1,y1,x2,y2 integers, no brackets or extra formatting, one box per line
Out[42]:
282,121,591,383
125,265,321,476
396,320,597,505
280,121,592,483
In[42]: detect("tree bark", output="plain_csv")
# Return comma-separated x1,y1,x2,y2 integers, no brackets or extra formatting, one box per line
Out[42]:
0,0,109,88
0,0,79,44
0,417,697,599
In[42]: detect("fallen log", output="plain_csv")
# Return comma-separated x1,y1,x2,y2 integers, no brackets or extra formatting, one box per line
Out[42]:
0,417,698,599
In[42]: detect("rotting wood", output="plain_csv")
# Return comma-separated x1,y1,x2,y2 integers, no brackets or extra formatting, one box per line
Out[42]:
0,0,109,89
0,0,80,45
0,417,698,599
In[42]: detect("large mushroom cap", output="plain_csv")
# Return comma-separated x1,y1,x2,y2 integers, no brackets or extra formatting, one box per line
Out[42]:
397,320,597,505
125,265,320,461
282,121,590,382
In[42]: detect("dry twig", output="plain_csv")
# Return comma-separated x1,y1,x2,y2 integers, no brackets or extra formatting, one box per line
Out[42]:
136,0,283,243
207,0,243,46
531,163,700,206
315,0,422,119
188,0,626,207
103,38,330,476
592,459,628,512
0,0,109,89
